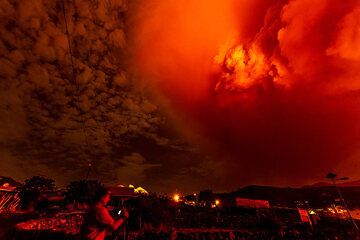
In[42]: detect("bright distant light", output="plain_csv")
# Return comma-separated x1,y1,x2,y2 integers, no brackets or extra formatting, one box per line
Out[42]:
173,194,180,202
309,210,316,215
215,199,220,206
134,186,149,195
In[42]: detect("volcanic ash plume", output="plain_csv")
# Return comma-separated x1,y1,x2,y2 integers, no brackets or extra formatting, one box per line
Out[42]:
130,0,360,187
0,0,170,187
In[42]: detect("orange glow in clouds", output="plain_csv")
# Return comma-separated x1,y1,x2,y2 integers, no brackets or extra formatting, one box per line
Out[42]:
214,44,288,91
130,0,360,187
131,0,239,101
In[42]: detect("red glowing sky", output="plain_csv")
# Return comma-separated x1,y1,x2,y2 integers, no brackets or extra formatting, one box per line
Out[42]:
0,0,360,192
129,0,360,187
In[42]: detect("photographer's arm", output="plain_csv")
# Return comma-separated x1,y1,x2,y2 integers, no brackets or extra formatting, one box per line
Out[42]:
112,208,129,230
112,216,126,230
97,206,129,230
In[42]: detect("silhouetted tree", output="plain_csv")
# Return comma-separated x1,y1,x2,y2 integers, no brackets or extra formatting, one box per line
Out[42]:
18,176,56,210
126,194,176,230
198,189,214,207
64,180,104,205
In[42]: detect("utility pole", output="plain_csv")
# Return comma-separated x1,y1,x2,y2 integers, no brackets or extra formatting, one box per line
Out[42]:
326,173,359,231
86,163,92,180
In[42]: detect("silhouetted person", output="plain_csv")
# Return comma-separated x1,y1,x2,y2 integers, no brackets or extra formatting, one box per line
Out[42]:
80,188,129,240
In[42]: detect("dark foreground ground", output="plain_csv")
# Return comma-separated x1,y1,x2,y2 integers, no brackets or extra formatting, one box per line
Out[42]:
0,213,37,239
1,213,360,240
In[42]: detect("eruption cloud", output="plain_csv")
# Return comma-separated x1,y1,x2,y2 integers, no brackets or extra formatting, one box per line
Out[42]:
130,0,360,187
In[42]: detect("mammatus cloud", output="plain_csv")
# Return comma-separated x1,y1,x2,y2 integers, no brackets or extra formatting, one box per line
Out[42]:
130,0,360,187
0,0,207,192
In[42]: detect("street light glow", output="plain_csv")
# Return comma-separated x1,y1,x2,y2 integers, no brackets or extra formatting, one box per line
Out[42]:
173,193,180,202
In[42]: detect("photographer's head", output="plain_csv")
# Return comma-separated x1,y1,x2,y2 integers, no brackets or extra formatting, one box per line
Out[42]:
94,187,111,205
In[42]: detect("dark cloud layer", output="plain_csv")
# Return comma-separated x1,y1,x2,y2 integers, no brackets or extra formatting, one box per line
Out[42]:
0,0,209,193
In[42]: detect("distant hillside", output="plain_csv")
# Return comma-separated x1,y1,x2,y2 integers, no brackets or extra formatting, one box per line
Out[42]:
233,184,360,209
303,180,360,188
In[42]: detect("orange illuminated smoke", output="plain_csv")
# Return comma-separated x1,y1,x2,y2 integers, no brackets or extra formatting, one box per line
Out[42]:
131,0,239,100
131,0,360,186
214,44,288,91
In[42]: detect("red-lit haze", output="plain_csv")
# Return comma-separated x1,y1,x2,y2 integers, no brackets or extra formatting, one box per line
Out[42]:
130,0,239,103
129,0,360,187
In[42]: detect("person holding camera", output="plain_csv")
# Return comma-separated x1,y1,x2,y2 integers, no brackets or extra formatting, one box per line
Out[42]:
80,188,129,240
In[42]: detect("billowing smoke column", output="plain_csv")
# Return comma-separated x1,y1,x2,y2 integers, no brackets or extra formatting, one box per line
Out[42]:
130,0,360,186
